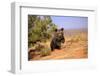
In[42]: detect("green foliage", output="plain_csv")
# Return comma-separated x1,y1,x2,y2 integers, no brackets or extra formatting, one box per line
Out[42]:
28,15,57,47
40,48,51,56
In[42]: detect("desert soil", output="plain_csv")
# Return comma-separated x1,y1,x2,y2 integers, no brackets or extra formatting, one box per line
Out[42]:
30,38,88,60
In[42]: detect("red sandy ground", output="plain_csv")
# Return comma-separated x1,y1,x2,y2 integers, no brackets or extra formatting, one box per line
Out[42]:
30,40,88,60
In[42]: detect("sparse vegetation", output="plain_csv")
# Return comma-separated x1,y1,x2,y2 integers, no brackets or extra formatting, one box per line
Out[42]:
28,15,88,60
40,48,51,56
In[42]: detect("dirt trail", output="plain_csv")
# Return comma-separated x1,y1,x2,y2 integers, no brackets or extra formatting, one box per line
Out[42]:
40,42,87,60
31,40,88,60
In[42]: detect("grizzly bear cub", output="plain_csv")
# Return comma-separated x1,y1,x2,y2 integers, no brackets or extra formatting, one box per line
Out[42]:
50,28,65,51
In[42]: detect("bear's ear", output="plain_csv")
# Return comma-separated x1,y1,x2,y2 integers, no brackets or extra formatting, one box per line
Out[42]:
61,28,64,31
54,28,58,32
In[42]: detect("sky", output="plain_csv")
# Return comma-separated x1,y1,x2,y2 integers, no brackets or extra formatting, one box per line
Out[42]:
51,16,88,30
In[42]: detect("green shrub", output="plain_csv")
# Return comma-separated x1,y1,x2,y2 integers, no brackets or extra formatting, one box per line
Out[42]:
28,15,57,47
40,48,51,56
